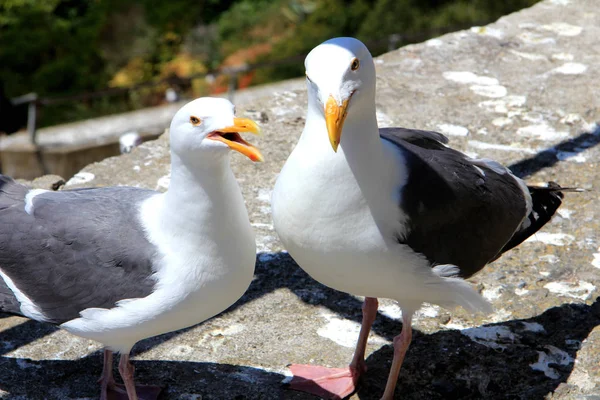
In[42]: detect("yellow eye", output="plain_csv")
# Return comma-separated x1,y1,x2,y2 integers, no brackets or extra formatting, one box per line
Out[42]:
190,116,201,126
350,58,360,71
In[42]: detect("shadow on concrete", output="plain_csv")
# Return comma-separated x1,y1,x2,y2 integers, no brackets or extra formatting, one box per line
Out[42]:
1,253,599,399
1,118,600,397
0,318,58,356
509,123,600,179
0,355,301,400
358,299,600,399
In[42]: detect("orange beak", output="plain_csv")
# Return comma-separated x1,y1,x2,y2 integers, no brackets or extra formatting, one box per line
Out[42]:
207,118,264,162
325,95,350,152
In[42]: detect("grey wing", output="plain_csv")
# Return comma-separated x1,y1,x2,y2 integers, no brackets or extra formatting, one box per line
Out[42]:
0,176,159,324
380,129,528,278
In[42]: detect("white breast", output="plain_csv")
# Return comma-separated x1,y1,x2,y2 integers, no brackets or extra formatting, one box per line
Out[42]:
62,192,256,353
272,135,423,299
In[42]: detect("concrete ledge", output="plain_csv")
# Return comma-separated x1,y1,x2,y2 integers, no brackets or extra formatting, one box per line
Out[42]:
1,1,599,399
0,79,303,180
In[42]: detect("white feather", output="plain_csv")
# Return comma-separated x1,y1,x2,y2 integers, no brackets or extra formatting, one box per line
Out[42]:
24,188,48,215
0,269,49,322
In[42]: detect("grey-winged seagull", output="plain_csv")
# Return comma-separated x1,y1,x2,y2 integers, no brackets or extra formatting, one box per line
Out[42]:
0,97,263,400
271,37,576,400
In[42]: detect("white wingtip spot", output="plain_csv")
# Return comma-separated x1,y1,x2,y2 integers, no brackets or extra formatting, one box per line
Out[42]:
24,188,48,215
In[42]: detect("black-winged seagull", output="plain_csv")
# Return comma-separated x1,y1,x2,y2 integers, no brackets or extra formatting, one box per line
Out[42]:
0,97,263,400
271,37,576,400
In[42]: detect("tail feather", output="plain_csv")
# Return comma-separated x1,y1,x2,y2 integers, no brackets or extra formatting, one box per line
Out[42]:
429,266,493,315
498,181,577,256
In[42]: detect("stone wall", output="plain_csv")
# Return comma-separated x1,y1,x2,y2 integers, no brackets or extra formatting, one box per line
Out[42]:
1,1,599,398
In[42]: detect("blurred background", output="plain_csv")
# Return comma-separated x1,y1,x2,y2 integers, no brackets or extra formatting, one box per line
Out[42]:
0,0,540,179
1,0,541,130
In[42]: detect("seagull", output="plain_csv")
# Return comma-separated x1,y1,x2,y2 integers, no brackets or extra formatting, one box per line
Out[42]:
165,87,180,103
119,131,143,154
0,97,263,400
271,37,575,400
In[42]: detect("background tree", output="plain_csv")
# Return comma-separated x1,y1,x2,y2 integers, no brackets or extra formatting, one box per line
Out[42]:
0,0,539,128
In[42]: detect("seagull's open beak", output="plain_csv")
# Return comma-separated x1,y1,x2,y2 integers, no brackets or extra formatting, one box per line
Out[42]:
325,95,351,152
207,118,264,162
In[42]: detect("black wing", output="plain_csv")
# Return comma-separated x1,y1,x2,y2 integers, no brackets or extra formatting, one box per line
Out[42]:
496,182,568,257
0,175,158,324
380,128,529,278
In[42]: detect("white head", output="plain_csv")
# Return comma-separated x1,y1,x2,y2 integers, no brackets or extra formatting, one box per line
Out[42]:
304,37,376,151
119,131,143,154
169,97,263,164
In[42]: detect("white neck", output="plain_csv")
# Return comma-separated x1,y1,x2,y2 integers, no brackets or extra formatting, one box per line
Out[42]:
301,92,406,227
304,93,384,180
166,152,230,202
157,152,243,232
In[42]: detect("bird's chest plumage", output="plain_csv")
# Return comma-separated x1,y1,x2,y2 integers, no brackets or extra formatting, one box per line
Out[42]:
272,143,414,296
273,145,381,251
156,205,256,304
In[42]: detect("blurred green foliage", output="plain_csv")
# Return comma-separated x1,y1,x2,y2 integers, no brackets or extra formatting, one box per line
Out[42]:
0,0,538,128
253,0,539,82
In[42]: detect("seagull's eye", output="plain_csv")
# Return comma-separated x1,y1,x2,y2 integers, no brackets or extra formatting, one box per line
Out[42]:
350,58,360,71
190,116,202,126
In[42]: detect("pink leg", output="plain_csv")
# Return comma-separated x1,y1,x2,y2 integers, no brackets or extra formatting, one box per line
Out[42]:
118,354,139,400
289,297,379,399
99,349,119,400
98,353,162,400
380,313,413,400
350,297,379,373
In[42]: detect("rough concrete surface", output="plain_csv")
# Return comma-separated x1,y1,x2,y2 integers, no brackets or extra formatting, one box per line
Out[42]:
1,0,600,399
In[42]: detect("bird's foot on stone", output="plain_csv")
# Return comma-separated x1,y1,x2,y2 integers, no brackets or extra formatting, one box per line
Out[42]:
103,383,163,400
287,364,362,400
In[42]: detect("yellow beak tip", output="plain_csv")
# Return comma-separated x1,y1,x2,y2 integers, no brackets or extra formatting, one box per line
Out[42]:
253,153,265,162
